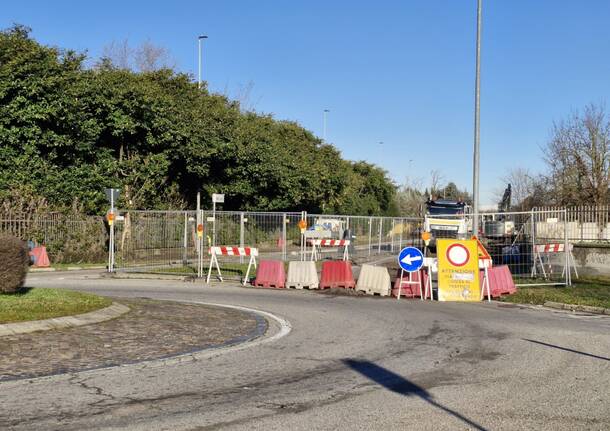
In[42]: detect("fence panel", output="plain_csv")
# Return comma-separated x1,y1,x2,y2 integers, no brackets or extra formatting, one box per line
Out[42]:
106,210,425,274
477,209,569,286
537,205,610,243
0,212,106,264
113,210,198,273
0,209,424,270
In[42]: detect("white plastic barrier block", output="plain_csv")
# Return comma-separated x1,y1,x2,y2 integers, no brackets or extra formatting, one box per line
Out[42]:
356,264,391,296
286,261,319,289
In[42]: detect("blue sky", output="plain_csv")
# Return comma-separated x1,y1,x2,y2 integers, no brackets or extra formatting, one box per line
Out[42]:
4,1,610,205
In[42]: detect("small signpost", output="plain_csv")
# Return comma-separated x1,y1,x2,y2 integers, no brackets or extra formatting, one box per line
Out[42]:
104,188,120,273
298,218,307,261
396,246,425,301
211,193,224,247
298,219,307,234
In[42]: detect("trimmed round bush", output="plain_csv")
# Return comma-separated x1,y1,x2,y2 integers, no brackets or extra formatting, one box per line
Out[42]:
0,235,29,294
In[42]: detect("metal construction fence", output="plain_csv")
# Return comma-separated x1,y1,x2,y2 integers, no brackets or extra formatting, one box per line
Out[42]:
110,210,424,274
534,205,610,242
1,205,608,284
431,208,574,286
478,209,574,286
112,208,578,285
0,212,107,263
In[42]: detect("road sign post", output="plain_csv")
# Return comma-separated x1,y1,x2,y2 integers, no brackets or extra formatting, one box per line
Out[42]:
104,188,120,273
397,246,425,301
298,218,307,261
211,193,224,247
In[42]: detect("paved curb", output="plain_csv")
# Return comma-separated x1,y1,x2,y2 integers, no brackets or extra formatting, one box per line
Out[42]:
30,265,106,272
108,272,190,281
0,302,130,337
543,301,610,315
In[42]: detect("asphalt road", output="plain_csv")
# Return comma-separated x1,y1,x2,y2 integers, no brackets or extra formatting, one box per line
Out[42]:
1,270,609,431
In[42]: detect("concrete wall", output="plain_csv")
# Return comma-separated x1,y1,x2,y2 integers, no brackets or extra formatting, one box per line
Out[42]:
572,246,610,276
545,245,610,277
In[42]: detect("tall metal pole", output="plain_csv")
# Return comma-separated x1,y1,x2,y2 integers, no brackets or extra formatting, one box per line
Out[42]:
198,35,208,89
108,192,114,273
472,0,482,237
323,109,329,141
196,191,202,277
213,200,216,247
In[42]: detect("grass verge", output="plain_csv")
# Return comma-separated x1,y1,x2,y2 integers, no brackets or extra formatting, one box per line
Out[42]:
152,263,253,276
0,288,112,324
501,279,610,309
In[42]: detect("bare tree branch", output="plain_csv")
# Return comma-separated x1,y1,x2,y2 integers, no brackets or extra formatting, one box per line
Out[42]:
101,39,132,69
543,103,610,205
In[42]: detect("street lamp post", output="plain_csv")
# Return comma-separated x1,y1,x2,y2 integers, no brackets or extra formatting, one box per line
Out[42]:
198,35,208,89
323,109,330,142
472,0,482,237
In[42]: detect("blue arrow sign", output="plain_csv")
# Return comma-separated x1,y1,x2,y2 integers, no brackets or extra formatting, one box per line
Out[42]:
398,247,424,273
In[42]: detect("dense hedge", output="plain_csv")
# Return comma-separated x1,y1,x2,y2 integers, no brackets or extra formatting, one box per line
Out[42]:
0,25,397,216
0,235,29,293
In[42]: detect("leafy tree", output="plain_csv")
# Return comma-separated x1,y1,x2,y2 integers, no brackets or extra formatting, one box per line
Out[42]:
0,25,398,217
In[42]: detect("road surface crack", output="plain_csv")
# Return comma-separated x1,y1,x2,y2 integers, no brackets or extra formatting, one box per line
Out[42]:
68,375,118,406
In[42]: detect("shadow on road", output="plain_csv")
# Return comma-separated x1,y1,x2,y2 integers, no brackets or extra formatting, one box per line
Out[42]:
342,359,487,431
523,339,609,361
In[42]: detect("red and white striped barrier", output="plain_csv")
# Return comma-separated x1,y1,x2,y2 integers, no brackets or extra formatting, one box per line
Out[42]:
315,239,350,247
310,239,351,261
207,246,258,285
532,243,578,281
534,243,572,253
209,246,258,257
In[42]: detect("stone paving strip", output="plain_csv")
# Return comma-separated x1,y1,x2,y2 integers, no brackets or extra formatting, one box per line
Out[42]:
0,303,130,337
0,298,266,381
543,301,610,315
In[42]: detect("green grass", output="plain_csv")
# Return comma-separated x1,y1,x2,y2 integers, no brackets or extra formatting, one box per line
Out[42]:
151,263,255,276
501,279,610,309
0,288,112,324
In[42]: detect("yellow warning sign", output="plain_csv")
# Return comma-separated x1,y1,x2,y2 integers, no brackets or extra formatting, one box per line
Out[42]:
437,239,481,302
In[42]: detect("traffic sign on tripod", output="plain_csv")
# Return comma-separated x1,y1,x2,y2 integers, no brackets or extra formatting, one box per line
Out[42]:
396,246,425,301
398,247,424,273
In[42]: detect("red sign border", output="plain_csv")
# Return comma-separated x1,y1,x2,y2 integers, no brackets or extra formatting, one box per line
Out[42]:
445,243,470,267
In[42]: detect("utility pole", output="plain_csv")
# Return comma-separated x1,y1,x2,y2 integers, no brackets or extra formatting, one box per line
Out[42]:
323,109,330,142
472,0,482,237
198,35,208,89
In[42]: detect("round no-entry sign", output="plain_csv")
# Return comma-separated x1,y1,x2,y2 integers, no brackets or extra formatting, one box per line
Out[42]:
446,243,470,267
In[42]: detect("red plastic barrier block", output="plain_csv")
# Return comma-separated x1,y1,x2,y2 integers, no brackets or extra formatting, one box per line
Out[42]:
479,265,517,298
392,269,431,298
253,260,286,288
319,261,355,289
30,246,50,268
